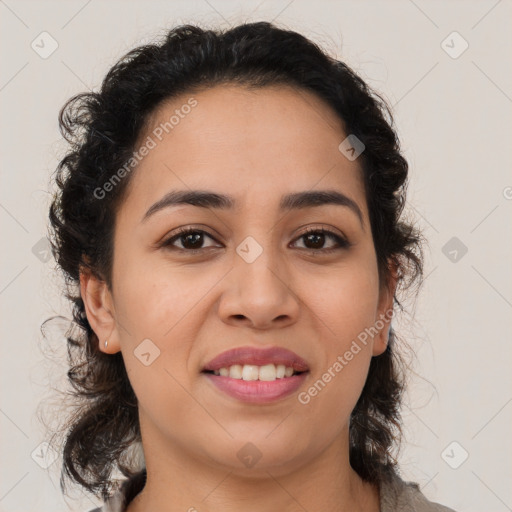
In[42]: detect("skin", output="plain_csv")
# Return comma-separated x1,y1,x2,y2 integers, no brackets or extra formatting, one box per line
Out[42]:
80,84,397,512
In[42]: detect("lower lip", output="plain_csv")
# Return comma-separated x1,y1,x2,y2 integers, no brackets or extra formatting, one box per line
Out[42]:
202,372,308,403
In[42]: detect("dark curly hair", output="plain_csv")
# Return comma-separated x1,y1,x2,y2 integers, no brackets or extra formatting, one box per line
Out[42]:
45,21,423,502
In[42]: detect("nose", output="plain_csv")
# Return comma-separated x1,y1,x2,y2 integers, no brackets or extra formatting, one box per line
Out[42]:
217,244,300,330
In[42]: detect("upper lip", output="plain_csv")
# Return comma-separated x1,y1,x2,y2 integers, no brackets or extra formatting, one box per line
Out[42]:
202,346,310,373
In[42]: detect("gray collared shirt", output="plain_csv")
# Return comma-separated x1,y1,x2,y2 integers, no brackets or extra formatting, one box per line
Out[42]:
87,467,457,512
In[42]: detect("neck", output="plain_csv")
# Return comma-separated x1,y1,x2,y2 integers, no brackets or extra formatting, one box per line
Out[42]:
126,418,380,512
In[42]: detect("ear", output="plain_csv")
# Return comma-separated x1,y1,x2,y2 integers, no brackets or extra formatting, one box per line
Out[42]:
79,267,121,354
372,258,398,357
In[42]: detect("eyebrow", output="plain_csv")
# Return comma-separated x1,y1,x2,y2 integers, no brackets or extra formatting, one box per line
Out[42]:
142,189,364,228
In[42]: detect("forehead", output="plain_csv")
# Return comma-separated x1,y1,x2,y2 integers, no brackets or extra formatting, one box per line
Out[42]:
124,84,366,216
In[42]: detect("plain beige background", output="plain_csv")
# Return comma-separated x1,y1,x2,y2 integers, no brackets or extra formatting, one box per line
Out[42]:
1,1,511,511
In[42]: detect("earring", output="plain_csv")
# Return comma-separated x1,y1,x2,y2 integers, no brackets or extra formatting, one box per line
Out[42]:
104,340,108,349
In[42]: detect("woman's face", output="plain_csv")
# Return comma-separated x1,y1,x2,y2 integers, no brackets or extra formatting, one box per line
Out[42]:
84,84,395,476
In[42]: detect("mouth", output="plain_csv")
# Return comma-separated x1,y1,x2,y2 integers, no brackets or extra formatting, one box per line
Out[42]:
202,363,307,381
202,345,309,374
201,346,310,403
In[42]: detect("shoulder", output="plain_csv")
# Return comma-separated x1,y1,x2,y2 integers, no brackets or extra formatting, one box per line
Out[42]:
84,490,126,512
380,468,458,512
84,485,127,512
85,469,147,512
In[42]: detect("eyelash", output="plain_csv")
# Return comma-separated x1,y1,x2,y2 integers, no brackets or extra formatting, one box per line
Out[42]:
160,226,351,255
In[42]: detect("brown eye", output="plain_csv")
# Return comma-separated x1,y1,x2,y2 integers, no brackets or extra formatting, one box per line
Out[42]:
161,228,220,252
160,226,351,255
292,227,350,253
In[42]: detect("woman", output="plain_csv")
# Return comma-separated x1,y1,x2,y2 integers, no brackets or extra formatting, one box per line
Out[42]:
47,21,457,512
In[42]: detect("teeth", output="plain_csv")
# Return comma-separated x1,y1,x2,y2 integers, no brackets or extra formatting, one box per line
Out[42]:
242,364,259,381
229,364,243,379
212,363,298,381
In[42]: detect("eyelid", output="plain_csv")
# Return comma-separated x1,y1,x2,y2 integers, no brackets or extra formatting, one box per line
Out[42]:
294,224,348,242
158,224,220,242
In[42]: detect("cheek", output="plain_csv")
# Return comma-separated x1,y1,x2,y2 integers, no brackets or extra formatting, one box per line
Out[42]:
114,255,219,392
114,254,209,338
114,261,206,429
297,285,376,440
306,256,380,341
297,253,379,407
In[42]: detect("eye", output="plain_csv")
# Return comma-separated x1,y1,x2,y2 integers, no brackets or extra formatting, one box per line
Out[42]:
160,226,351,255
291,227,351,254
160,227,220,253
